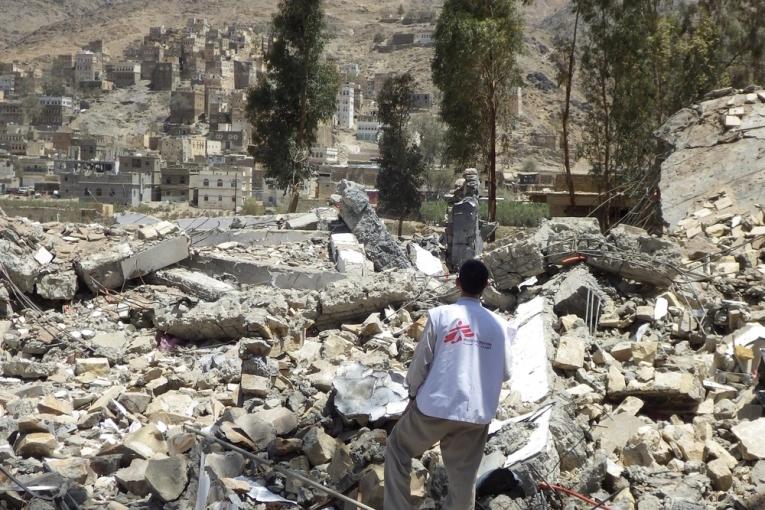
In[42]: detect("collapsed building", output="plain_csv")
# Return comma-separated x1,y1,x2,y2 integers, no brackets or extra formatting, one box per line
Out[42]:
0,166,763,509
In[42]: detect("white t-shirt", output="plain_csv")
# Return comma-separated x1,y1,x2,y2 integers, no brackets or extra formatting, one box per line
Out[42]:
406,297,515,425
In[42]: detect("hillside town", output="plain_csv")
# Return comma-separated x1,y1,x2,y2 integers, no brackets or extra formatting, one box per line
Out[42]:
0,18,436,212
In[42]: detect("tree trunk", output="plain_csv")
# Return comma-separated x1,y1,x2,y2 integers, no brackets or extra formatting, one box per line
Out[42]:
488,102,497,242
397,215,404,238
562,9,579,209
287,184,300,213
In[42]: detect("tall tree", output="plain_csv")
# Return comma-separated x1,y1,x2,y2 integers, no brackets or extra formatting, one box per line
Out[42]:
376,73,426,238
432,0,523,227
246,0,339,212
560,6,580,208
574,0,726,227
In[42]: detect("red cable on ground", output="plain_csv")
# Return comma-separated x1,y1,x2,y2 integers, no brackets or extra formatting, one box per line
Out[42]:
538,481,615,510
561,254,587,265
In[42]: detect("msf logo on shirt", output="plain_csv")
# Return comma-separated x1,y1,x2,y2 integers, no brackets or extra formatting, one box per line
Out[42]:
444,320,476,344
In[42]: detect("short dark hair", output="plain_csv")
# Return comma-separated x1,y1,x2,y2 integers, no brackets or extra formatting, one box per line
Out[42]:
458,259,489,295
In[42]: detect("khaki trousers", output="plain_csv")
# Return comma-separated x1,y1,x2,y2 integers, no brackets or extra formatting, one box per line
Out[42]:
383,404,489,510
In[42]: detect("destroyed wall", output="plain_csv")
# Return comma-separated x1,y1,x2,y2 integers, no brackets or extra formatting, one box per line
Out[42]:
657,87,765,230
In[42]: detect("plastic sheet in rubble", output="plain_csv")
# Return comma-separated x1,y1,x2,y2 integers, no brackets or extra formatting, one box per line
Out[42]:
332,362,409,422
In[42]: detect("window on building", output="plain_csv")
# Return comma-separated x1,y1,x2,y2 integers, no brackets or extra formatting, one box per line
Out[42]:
110,189,115,196
232,196,236,202
165,177,172,184
203,178,209,186
204,195,208,201
180,176,186,184
218,195,222,201
83,187,89,196
217,179,223,187
95,188,102,196
231,179,236,188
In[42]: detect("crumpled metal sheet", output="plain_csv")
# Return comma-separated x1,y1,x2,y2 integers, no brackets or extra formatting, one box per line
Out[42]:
332,362,409,422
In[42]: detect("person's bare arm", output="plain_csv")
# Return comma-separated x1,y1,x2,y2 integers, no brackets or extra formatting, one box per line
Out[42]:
406,316,436,397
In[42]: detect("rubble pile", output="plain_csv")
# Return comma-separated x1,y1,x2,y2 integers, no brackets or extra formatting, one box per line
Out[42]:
0,182,763,508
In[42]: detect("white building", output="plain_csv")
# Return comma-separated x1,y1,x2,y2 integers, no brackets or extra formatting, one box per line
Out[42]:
309,146,339,165
356,116,382,142
414,31,434,46
335,84,354,129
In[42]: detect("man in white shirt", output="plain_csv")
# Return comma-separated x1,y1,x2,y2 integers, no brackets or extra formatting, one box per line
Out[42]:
384,259,515,510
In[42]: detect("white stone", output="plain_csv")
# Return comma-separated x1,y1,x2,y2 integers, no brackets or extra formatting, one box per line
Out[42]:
732,418,765,460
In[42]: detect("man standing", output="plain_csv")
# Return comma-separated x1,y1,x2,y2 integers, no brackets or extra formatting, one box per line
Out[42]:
384,259,515,510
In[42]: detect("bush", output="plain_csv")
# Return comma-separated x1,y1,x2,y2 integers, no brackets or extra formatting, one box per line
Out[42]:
373,32,385,44
419,198,549,227
241,198,265,216
420,200,448,224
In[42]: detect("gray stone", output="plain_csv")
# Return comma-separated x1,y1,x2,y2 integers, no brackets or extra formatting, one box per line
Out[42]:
253,406,298,436
150,268,235,301
205,452,246,479
482,236,545,291
332,362,409,423
302,426,337,466
707,458,732,491
0,359,56,379
0,239,42,293
553,335,585,370
115,459,150,496
145,456,188,502
732,418,765,460
553,266,606,320
234,415,276,451
36,270,77,300
335,180,411,271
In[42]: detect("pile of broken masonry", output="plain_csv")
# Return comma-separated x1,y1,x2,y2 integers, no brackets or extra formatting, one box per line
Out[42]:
0,181,763,510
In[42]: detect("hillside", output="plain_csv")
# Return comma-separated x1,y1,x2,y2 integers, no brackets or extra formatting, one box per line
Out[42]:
0,0,579,173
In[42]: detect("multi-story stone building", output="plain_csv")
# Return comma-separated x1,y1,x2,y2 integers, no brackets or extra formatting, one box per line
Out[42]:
191,166,252,211
59,171,152,206
36,96,75,127
159,164,196,202
107,62,142,87
0,101,22,125
74,51,104,84
356,115,382,141
208,125,247,152
170,86,205,124
151,62,180,91
335,84,354,129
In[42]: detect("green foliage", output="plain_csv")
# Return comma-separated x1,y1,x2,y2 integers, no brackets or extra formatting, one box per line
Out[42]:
373,32,385,44
419,199,548,227
575,0,731,195
432,0,523,168
246,0,339,191
376,73,426,230
521,159,537,173
241,198,265,215
419,200,448,223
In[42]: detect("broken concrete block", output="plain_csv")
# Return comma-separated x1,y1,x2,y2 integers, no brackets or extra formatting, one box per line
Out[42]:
407,243,445,276
46,457,92,484
118,392,152,414
707,458,733,491
724,115,742,128
553,335,585,370
240,374,270,398
286,212,319,230
705,440,737,470
610,342,633,362
122,423,168,459
75,358,110,375
234,415,276,451
553,266,606,320
205,452,246,479
254,407,298,436
115,459,150,496
0,239,43,293
595,413,644,454
357,464,385,509
607,365,626,394
37,270,78,301
145,456,188,502
631,342,658,364
483,236,545,291
0,359,56,379
332,362,409,423
37,395,73,416
150,268,235,301
14,432,58,458
77,236,190,292
335,180,411,271
302,426,337,466
732,418,765,460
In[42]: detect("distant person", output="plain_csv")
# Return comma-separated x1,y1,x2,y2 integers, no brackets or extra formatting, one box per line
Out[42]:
384,259,515,510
